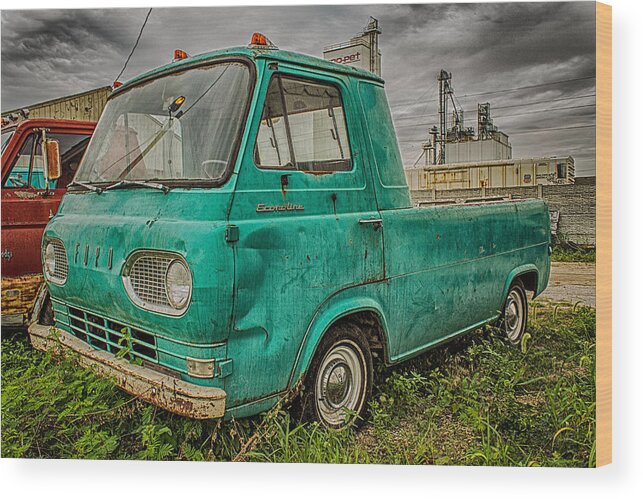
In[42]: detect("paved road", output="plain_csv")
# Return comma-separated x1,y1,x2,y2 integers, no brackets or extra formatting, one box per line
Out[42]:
536,262,596,307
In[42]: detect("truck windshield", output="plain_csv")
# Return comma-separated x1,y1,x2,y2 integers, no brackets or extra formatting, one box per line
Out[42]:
1,130,14,153
75,61,250,184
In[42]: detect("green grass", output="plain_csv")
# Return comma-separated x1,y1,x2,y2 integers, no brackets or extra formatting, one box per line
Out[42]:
1,302,596,466
551,246,596,263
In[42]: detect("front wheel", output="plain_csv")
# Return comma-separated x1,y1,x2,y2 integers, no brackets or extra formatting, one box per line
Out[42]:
299,324,373,429
501,280,528,344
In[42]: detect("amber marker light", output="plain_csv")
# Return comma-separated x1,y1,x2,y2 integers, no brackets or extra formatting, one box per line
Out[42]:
168,95,186,115
249,32,277,49
173,49,188,61
251,32,268,46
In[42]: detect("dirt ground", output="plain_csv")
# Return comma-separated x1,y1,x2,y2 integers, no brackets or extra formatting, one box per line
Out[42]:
536,262,596,307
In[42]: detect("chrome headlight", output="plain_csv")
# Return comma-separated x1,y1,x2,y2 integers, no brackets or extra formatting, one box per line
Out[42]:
166,259,191,309
122,251,192,316
43,239,68,284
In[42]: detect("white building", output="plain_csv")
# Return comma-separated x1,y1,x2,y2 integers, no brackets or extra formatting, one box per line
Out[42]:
405,156,575,190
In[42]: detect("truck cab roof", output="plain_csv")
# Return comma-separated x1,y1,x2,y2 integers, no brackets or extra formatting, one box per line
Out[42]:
116,46,384,96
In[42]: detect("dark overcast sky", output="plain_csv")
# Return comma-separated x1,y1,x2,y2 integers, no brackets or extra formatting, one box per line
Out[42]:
1,2,596,175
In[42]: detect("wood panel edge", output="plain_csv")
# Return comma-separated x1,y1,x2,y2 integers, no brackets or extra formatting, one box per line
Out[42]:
595,0,612,468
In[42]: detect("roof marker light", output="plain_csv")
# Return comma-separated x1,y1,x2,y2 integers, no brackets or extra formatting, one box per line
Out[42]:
174,49,189,61
249,33,277,49
113,81,123,89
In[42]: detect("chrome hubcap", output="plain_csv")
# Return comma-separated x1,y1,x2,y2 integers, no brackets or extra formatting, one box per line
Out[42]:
324,361,351,407
504,289,524,342
316,341,365,426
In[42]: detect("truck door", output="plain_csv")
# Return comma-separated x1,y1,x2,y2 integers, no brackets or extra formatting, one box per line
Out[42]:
1,129,91,278
225,65,384,406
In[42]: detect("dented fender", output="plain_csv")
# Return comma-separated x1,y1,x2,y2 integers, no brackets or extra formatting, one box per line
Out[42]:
288,287,390,387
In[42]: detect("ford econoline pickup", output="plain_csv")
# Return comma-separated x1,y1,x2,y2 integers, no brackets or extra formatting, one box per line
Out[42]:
2,118,95,327
28,35,550,428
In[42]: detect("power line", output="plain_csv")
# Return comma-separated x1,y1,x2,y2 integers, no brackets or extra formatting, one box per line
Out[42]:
390,75,595,110
494,103,595,119
114,8,153,83
486,93,595,111
393,93,596,123
458,75,596,99
509,124,595,135
394,103,596,130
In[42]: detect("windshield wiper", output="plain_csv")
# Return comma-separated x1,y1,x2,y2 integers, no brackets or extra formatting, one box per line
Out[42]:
104,179,170,193
68,180,103,193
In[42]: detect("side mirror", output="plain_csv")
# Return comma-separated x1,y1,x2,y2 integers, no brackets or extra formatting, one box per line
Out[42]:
45,139,61,181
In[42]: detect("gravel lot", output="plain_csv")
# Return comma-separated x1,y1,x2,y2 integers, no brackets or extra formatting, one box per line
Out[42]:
537,262,596,307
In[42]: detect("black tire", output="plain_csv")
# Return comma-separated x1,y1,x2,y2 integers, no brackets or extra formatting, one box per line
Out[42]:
500,279,528,345
297,323,373,429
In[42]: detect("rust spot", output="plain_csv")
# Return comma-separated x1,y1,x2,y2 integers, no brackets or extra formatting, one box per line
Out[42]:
302,170,333,176
2,274,43,316
362,276,387,285
280,174,290,197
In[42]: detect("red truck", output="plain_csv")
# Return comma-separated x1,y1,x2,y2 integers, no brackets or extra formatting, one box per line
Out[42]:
1,118,96,327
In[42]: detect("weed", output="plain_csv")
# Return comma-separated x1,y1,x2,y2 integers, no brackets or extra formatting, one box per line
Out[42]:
551,246,596,263
1,302,595,466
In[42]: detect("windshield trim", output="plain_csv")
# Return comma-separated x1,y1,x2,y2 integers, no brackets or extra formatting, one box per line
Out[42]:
69,56,256,192
1,129,16,154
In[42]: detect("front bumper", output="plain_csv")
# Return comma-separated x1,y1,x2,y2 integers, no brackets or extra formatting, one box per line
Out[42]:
28,322,226,419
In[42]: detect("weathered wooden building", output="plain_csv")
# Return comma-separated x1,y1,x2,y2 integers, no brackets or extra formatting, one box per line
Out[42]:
2,86,111,123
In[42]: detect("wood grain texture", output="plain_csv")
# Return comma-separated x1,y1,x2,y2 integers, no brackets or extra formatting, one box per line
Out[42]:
595,1,612,467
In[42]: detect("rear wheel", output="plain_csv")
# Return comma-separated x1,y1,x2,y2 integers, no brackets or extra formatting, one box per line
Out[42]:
299,324,373,429
501,280,528,344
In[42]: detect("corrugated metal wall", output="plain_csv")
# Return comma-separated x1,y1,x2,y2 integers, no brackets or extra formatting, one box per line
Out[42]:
2,86,111,122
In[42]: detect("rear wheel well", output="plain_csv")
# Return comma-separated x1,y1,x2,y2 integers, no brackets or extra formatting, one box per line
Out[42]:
515,271,538,298
326,310,388,365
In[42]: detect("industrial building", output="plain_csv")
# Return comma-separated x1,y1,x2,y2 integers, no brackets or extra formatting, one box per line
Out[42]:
405,156,575,190
2,86,111,123
323,17,382,76
407,70,576,190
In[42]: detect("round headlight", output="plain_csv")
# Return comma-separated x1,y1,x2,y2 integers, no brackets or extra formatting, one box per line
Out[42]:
166,259,191,309
44,242,56,280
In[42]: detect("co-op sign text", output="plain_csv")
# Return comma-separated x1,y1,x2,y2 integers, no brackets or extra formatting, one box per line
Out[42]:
329,52,361,65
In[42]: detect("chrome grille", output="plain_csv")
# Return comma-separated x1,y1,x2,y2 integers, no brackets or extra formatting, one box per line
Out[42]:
63,306,160,364
52,303,187,377
50,239,68,283
128,253,173,307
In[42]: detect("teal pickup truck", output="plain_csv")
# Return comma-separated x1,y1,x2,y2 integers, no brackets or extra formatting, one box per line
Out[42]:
29,35,550,428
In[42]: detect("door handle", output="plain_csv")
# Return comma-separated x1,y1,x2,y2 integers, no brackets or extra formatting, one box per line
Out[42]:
359,218,383,230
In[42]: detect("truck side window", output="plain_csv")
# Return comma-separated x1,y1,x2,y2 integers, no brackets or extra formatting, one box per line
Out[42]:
48,133,92,187
2,132,91,189
3,134,43,188
254,75,351,172
254,77,292,168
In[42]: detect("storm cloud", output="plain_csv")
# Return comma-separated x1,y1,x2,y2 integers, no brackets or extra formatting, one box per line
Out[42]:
1,2,596,175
